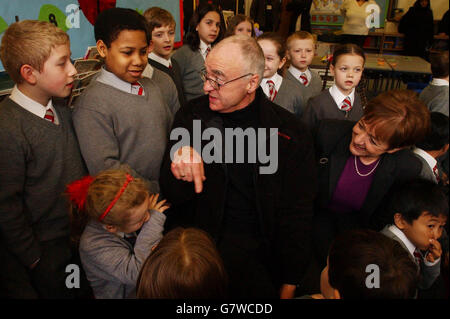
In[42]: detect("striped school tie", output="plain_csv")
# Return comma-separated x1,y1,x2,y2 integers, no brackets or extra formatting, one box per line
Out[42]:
206,46,211,58
413,248,422,271
299,74,308,86
131,82,144,96
44,108,55,123
341,97,352,112
267,80,277,101
433,164,440,183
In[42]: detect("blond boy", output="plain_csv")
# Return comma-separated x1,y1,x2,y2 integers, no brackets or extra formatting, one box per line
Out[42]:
0,20,87,298
284,31,322,107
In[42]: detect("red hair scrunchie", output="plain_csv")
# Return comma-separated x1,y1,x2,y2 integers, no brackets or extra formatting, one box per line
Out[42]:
66,175,95,211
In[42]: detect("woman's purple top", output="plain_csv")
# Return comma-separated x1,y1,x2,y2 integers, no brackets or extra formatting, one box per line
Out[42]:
327,155,380,214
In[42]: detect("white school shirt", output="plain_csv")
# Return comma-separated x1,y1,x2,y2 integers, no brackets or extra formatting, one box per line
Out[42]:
329,84,355,110
288,65,311,87
96,67,145,96
142,63,155,79
148,52,172,69
388,225,439,266
431,78,449,86
261,73,283,98
413,147,438,183
199,40,212,61
9,85,59,124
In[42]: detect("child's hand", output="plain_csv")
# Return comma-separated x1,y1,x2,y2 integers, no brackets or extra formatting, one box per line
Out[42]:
426,238,442,263
148,193,170,214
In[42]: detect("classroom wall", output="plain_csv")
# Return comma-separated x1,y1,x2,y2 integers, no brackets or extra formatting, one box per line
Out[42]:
396,0,449,20
0,0,183,72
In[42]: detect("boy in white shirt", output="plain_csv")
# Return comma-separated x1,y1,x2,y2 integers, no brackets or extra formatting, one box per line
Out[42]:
420,51,449,117
144,6,186,107
284,31,322,108
414,112,449,185
380,180,448,295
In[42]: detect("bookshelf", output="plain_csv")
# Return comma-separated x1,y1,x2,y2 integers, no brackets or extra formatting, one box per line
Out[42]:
363,32,405,54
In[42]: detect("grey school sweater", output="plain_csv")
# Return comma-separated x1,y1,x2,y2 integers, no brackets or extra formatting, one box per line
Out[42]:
79,210,166,299
172,44,206,102
72,78,172,193
273,78,305,117
0,97,87,267
419,84,449,116
301,88,363,131
284,67,323,107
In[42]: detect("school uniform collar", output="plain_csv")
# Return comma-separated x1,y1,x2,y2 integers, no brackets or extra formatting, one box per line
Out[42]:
288,65,311,86
148,52,172,69
431,78,449,86
142,63,154,79
388,224,416,256
329,84,355,109
9,85,59,124
199,40,211,60
413,147,437,174
261,73,283,97
96,66,145,95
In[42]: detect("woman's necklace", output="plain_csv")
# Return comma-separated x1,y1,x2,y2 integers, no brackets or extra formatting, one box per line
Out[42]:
354,156,380,177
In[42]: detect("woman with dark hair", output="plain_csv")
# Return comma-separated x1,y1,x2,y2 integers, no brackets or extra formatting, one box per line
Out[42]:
172,4,225,102
399,0,434,59
312,90,431,267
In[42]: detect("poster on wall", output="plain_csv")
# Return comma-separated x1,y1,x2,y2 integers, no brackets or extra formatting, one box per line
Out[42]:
310,0,388,28
0,0,183,72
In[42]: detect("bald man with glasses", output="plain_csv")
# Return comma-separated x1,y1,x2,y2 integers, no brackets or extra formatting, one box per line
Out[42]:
160,35,317,299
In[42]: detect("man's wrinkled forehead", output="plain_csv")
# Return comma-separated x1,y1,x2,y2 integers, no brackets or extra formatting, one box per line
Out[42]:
206,43,242,77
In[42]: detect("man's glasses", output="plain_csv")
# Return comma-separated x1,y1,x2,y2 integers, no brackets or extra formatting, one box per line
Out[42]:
200,70,253,90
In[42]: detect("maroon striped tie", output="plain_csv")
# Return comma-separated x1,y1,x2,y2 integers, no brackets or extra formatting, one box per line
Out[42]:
131,82,144,96
267,80,277,101
341,97,352,112
300,74,308,86
44,108,55,123
433,164,440,183
413,249,422,270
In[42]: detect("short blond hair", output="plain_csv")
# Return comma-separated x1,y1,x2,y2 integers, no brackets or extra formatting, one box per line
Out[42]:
286,31,316,50
0,20,69,84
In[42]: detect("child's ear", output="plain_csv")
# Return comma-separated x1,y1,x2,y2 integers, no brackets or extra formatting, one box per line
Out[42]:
286,50,292,60
103,224,118,233
96,40,108,59
329,64,335,76
20,64,38,85
394,213,407,229
148,41,154,54
279,56,287,70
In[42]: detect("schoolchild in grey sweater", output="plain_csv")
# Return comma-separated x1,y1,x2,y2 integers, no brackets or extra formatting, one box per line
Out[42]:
73,69,172,193
73,8,174,193
80,210,166,299
284,65,323,107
